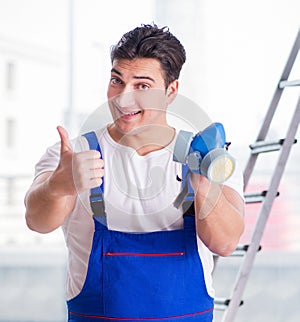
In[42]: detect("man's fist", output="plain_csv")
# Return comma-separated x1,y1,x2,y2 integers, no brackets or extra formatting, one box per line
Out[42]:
51,126,104,197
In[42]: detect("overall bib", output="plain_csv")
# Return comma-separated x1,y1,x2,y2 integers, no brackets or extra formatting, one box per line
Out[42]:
67,132,214,322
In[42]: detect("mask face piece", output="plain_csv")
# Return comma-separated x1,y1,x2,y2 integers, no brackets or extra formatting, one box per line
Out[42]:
173,122,236,183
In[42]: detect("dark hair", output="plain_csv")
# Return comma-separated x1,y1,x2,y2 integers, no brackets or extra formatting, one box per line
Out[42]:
110,24,186,88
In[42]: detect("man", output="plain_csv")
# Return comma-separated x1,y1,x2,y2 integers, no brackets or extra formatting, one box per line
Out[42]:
25,24,244,321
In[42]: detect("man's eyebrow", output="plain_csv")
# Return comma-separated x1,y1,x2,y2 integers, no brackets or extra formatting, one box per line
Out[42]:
110,68,155,83
111,68,122,76
133,75,155,83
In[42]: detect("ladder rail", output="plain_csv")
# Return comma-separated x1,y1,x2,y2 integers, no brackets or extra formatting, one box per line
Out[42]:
243,28,300,187
221,96,300,322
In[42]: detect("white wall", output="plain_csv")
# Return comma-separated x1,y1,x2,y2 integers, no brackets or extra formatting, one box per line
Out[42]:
0,0,68,174
155,0,300,149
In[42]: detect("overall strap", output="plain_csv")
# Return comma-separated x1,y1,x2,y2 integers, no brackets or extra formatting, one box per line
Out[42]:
174,164,195,215
82,131,107,226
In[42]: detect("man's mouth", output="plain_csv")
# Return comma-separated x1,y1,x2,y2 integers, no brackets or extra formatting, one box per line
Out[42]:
116,105,142,117
122,111,141,116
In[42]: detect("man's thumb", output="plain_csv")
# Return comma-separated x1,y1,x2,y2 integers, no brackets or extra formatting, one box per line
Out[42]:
57,126,73,154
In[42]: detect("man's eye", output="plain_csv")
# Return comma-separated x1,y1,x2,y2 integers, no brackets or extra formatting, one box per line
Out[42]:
111,77,122,85
137,84,150,90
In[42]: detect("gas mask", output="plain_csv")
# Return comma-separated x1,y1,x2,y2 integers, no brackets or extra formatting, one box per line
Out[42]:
173,122,235,183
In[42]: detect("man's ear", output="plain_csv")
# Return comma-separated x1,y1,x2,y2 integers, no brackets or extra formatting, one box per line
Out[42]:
166,80,179,105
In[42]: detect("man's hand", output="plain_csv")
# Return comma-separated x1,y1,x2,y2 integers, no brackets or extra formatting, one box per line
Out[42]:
50,126,104,197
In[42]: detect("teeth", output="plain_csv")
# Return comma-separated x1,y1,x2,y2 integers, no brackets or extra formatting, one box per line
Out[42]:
124,111,140,116
116,105,141,116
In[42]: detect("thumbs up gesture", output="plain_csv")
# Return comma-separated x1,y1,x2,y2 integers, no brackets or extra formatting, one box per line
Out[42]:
52,126,104,197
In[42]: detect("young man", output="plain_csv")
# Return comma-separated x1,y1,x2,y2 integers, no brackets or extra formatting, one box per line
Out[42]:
25,24,244,321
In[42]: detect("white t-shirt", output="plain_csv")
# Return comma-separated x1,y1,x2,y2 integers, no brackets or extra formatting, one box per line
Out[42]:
35,126,244,300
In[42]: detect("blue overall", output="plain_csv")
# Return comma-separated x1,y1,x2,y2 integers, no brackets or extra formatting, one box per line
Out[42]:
67,132,214,322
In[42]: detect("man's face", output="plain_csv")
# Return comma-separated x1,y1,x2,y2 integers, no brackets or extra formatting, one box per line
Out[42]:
107,58,178,136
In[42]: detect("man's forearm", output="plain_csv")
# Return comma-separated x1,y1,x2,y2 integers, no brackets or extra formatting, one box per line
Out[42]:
25,172,76,234
192,174,245,256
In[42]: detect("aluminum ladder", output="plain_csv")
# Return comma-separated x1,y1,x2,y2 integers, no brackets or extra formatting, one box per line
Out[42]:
214,27,300,322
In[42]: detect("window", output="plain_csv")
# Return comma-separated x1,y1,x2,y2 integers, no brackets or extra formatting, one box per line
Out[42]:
5,61,16,92
6,118,16,149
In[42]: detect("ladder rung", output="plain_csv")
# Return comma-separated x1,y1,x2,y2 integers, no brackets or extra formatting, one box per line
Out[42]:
279,79,300,88
249,139,297,154
214,298,244,311
231,244,262,257
244,190,280,203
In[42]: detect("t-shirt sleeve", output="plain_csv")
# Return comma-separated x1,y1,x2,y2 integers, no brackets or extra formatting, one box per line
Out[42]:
34,135,89,179
34,142,61,179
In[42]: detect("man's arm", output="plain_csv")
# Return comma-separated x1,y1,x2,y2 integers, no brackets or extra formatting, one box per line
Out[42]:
191,174,245,257
25,172,77,233
25,126,104,234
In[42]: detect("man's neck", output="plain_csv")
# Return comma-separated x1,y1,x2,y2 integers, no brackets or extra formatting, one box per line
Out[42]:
107,124,175,156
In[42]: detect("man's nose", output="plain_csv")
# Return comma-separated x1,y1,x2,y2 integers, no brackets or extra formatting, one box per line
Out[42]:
116,88,136,108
